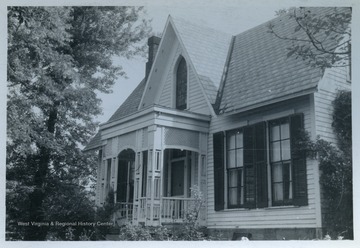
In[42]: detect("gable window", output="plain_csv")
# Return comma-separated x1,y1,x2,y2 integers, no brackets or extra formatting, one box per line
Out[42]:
213,114,308,211
176,57,187,110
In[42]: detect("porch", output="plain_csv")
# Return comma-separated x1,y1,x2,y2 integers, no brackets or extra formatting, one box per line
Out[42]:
112,148,206,226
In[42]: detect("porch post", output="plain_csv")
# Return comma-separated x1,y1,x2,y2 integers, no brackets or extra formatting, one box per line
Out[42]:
147,125,163,225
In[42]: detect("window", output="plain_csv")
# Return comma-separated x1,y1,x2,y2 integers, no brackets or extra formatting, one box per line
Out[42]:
227,131,244,208
213,114,308,211
269,119,292,205
176,57,187,110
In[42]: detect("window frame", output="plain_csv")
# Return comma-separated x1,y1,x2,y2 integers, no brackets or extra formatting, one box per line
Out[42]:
226,130,245,209
269,117,294,206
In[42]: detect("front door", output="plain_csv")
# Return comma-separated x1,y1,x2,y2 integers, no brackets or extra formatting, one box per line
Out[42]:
171,160,185,196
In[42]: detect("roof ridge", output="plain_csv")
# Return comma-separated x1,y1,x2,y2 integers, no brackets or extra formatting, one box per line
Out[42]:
170,15,232,37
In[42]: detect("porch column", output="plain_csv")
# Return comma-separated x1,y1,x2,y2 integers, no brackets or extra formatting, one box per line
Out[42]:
147,125,163,225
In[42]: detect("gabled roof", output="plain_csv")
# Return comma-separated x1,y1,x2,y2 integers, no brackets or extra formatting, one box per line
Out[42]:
171,17,233,89
217,7,348,114
85,8,349,151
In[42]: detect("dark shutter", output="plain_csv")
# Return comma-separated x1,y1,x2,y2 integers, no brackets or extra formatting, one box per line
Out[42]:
290,114,308,206
213,132,225,211
254,122,268,208
243,126,256,208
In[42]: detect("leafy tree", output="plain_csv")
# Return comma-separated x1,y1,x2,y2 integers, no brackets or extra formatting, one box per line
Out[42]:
7,6,151,240
268,7,351,70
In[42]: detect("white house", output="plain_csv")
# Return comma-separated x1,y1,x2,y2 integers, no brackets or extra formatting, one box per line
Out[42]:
85,8,351,240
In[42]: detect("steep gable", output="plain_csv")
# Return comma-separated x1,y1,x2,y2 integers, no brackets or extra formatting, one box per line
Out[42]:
140,16,232,114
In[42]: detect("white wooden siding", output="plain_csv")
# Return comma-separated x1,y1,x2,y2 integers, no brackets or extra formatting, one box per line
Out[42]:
314,66,351,144
206,96,321,229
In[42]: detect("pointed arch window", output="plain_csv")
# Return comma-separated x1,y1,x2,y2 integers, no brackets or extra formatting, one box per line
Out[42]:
176,57,187,110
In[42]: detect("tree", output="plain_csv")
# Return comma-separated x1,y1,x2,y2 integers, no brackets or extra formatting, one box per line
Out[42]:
268,7,351,70
7,6,151,240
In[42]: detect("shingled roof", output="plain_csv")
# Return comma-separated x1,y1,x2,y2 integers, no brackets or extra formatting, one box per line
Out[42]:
217,7,348,114
83,79,146,151
107,79,146,123
85,8,348,151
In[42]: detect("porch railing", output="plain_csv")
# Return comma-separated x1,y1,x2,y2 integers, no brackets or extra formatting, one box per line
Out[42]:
114,202,133,224
161,197,196,223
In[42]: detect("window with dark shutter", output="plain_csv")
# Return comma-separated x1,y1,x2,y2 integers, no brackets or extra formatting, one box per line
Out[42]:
213,132,225,211
216,114,307,210
290,114,308,206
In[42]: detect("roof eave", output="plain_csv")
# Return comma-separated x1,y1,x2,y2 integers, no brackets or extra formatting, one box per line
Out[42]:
220,87,318,117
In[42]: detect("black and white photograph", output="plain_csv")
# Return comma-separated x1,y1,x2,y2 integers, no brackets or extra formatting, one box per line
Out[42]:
2,0,359,246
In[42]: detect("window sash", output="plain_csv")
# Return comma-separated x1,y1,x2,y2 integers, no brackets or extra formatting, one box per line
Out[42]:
227,168,244,208
270,118,294,206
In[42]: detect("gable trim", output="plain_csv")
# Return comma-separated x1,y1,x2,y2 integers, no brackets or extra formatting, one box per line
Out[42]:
138,16,172,110
214,35,236,114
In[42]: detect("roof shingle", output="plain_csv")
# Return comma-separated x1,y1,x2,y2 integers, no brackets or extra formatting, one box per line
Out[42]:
218,7,349,114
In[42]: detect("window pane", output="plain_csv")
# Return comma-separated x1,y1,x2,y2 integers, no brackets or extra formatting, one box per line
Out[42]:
227,150,236,168
272,163,283,183
283,163,293,200
281,123,290,139
228,133,236,149
271,125,280,141
281,140,291,160
271,141,281,162
236,132,243,148
236,148,243,167
273,183,283,201
229,188,238,206
228,170,238,187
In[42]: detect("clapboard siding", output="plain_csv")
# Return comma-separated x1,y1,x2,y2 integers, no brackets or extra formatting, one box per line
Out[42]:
158,44,211,115
314,66,351,144
314,66,351,230
206,95,320,229
188,68,210,114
